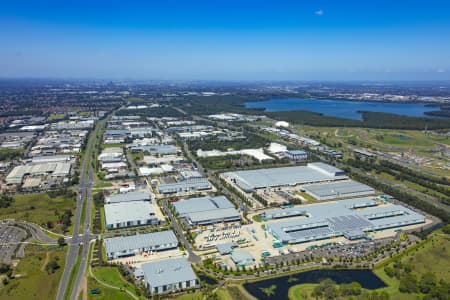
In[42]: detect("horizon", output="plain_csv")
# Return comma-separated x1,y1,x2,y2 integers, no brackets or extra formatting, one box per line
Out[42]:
1,0,450,80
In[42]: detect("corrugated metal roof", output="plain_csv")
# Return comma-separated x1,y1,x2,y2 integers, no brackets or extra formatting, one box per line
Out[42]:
105,230,178,254
223,164,347,191
106,191,151,203
173,195,234,215
303,180,375,199
266,197,425,243
104,201,155,225
141,257,197,288
157,178,211,193
230,249,254,265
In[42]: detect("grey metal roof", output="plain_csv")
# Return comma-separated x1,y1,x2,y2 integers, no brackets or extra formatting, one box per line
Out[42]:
303,180,375,199
266,197,425,243
188,208,241,224
104,201,155,225
216,242,238,255
105,230,178,254
129,144,178,155
173,195,234,215
230,249,255,265
223,163,347,191
106,191,151,204
157,178,211,194
172,195,240,224
141,257,197,288
307,162,344,175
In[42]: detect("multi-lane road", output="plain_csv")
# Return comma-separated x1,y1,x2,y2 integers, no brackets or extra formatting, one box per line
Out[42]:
56,123,98,300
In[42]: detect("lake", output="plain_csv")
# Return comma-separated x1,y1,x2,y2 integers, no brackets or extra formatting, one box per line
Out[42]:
245,98,437,120
243,269,386,299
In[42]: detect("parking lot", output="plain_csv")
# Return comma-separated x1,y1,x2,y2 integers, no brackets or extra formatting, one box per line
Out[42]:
0,224,27,264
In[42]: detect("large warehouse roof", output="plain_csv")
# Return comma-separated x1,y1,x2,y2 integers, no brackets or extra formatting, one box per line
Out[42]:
106,191,152,204
105,230,178,254
157,178,211,194
104,201,155,225
141,257,197,288
173,195,234,215
265,197,425,244
6,162,71,184
223,163,347,191
303,180,375,200
173,195,240,225
188,208,241,224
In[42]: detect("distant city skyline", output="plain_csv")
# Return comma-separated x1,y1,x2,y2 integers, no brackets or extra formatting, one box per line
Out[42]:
1,0,450,80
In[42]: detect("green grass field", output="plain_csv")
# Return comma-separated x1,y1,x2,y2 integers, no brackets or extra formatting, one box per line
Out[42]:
0,193,76,234
90,266,142,298
87,276,135,300
0,245,66,300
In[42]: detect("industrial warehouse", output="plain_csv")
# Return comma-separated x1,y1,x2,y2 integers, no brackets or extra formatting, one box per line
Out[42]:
263,197,426,244
6,161,72,188
104,201,160,229
302,180,376,201
157,177,212,195
222,162,347,192
140,257,199,295
104,230,178,260
172,195,241,226
105,191,153,204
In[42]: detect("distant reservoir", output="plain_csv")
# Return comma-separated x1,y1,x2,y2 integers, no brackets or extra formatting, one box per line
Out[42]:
245,98,437,120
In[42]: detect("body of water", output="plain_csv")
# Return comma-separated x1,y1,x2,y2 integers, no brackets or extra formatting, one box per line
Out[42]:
245,98,437,120
243,269,386,299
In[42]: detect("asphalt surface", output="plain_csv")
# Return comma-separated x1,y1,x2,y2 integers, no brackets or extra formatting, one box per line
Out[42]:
0,225,27,263
56,134,96,300
71,165,95,300
161,200,201,263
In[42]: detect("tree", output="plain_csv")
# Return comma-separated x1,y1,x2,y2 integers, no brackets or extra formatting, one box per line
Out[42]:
399,273,418,293
45,259,60,274
57,237,66,247
419,272,436,294
0,195,14,208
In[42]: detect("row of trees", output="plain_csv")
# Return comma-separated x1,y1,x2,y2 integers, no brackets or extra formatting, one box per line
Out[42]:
345,160,450,223
347,158,450,201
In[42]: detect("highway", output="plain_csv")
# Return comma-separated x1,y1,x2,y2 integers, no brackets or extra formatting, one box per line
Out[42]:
71,164,95,300
56,122,98,300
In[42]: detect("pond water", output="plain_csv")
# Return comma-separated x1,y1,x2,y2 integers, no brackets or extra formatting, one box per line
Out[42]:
245,98,437,120
243,269,386,299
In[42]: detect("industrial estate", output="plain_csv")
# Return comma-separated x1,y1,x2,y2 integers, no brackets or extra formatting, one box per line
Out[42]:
0,82,449,300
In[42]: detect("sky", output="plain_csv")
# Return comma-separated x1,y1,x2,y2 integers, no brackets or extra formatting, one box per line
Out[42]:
1,0,450,81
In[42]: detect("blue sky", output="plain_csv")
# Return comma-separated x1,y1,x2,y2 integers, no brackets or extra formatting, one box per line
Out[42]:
1,0,449,80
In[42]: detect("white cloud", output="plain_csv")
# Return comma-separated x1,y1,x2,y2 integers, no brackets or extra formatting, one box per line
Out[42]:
436,68,446,73
315,9,324,16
